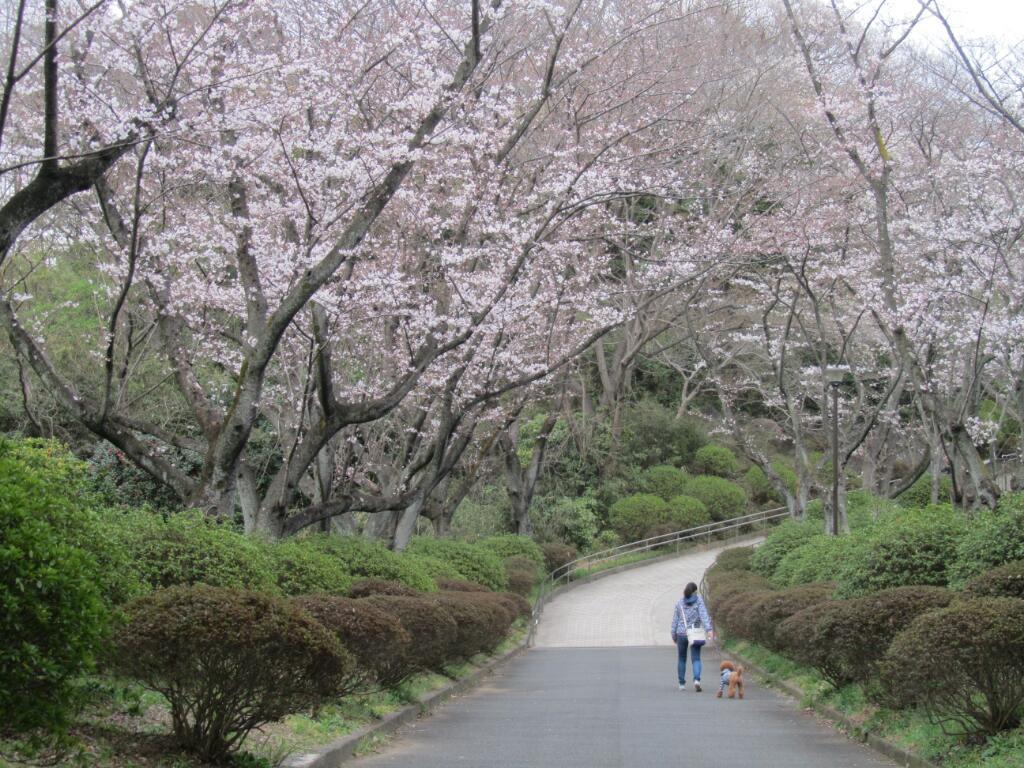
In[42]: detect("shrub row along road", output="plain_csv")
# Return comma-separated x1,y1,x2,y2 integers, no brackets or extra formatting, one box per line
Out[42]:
354,539,896,767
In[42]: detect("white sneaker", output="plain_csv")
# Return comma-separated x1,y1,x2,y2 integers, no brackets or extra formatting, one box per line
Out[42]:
678,683,685,691
694,681,702,692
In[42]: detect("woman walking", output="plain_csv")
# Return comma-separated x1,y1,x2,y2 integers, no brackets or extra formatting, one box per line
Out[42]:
670,582,714,691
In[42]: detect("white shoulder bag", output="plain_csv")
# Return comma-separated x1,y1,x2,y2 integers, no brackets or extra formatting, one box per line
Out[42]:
682,605,707,646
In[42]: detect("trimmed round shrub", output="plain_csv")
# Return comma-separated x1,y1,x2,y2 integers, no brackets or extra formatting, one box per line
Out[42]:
750,519,819,578
405,538,507,591
776,600,860,687
713,583,775,638
494,591,533,621
681,476,747,521
402,553,464,582
0,439,109,735
347,578,420,598
706,569,771,612
833,506,966,598
113,586,351,762
949,493,1024,585
745,466,780,504
540,542,577,575
432,592,512,659
771,534,855,588
881,597,1024,736
267,538,353,596
712,546,755,573
308,535,437,592
665,494,711,530
437,577,491,592
362,595,459,671
692,444,739,477
608,494,669,541
896,473,954,508
740,583,834,649
479,534,545,569
638,465,689,501
963,561,1024,600
125,509,278,594
504,555,541,596
293,595,414,691
589,529,622,552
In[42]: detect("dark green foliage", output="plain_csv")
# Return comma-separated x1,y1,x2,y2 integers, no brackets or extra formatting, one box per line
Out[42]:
964,561,1024,599
665,494,711,530
362,595,459,672
401,553,464,582
405,538,507,591
949,493,1024,585
896,473,954,508
437,577,491,592
771,534,855,588
712,546,755,573
113,585,350,762
0,438,108,736
267,538,353,596
307,535,437,592
620,400,706,468
775,600,861,687
833,506,966,598
637,465,689,501
881,597,1024,737
124,509,279,594
503,555,541,596
431,593,512,659
540,541,578,574
744,466,780,504
692,444,739,477
494,591,533,620
607,493,669,540
347,579,420,598
750,519,819,578
479,534,545,568
292,595,414,691
530,495,600,550
87,441,180,511
680,475,747,521
740,583,833,649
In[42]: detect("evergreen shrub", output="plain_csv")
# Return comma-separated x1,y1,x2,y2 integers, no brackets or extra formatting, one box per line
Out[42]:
740,583,833,649
949,493,1024,585
479,534,545,568
750,519,819,578
114,585,350,762
504,555,541,596
431,593,512,658
608,494,669,541
964,561,1024,600
494,591,533,621
638,465,689,501
292,595,413,692
402,554,464,582
775,600,860,687
540,542,578,574
680,475,747,521
882,597,1024,737
267,538,353,596
621,400,706,468
405,538,507,591
347,579,420,598
362,595,459,671
665,494,711,530
711,546,755,573
771,534,854,588
692,444,739,477
744,466,780,504
308,535,436,592
437,577,491,593
897,473,954,508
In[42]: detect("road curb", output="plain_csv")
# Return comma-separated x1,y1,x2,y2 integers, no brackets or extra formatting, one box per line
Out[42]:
281,639,529,767
723,649,939,768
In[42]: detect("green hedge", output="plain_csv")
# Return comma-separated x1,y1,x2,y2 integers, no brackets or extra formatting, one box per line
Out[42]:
607,494,669,541
771,534,854,588
478,534,545,569
964,560,1024,599
665,494,710,530
896,473,954,508
267,538,354,596
680,475,747,521
750,520,819,578
405,538,507,591
692,444,739,477
744,466,780,504
949,492,1024,585
308,535,437,592
637,465,689,501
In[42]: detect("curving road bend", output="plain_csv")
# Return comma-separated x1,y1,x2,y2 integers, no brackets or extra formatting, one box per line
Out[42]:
352,539,895,768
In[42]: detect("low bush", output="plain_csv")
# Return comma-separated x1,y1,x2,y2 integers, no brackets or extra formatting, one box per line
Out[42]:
589,529,622,552
833,506,965,598
405,538,507,591
437,577,491,592
744,466,780,504
771,534,854,588
494,591,533,621
308,535,437,592
504,555,541,596
692,444,739,477
711,546,755,573
665,494,711,530
347,578,420,598
705,569,771,613
963,561,1024,599
896,473,954,508
125,509,279,594
881,597,1024,737
362,595,459,672
680,475,747,521
113,585,350,762
0,438,109,735
776,600,861,687
432,592,512,659
740,583,833,649
479,534,545,569
402,553,464,582
637,465,689,501
750,519,819,578
949,493,1024,585
540,541,578,575
292,595,414,692
713,583,774,638
266,538,353,596
608,494,669,541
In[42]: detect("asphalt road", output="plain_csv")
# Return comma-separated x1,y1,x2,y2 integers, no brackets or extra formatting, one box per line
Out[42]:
352,541,896,768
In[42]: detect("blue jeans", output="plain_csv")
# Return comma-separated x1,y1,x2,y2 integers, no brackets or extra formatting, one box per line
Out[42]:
676,637,702,684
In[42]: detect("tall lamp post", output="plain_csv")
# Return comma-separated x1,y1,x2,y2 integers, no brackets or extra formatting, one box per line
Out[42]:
824,367,846,536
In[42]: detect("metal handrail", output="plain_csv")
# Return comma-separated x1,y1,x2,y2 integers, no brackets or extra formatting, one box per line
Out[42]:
527,506,789,646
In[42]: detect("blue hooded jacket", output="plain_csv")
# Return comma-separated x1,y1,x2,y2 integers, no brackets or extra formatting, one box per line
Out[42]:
671,593,713,641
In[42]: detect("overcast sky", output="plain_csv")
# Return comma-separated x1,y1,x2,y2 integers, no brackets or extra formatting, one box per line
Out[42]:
877,0,1024,48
